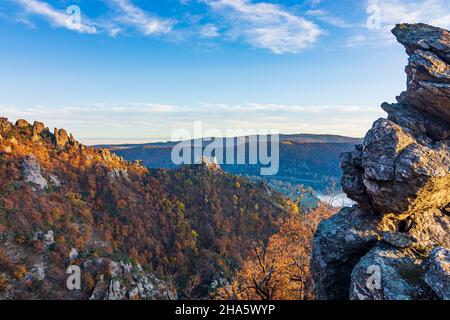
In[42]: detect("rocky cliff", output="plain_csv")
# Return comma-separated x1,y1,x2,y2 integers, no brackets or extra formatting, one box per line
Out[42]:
311,23,450,300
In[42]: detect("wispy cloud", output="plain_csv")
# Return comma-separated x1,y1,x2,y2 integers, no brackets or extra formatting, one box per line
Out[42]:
350,0,450,46
14,0,97,34
1,102,383,142
198,102,381,113
203,0,322,54
8,0,324,54
198,23,220,38
12,0,447,53
106,0,174,35
370,0,450,29
12,0,174,37
305,9,352,28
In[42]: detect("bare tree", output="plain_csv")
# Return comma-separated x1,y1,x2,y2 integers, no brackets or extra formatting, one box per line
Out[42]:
184,273,201,299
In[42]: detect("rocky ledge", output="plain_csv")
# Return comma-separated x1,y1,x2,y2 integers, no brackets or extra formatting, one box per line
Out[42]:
311,23,450,300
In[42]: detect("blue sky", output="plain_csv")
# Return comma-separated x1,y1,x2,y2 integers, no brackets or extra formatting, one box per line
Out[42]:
0,0,449,143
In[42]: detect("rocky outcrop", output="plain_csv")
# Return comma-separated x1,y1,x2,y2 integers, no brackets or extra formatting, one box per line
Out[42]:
32,121,45,141
21,155,62,191
54,128,69,147
15,119,29,128
310,206,379,299
0,117,77,150
0,117,11,131
424,247,450,300
311,23,450,300
89,260,177,300
22,155,48,190
349,244,436,300
393,24,450,122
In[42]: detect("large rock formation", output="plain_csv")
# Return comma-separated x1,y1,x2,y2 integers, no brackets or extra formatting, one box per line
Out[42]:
311,23,450,300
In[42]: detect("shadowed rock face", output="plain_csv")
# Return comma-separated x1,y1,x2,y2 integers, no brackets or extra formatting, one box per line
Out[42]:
310,206,379,299
424,247,450,300
311,23,450,300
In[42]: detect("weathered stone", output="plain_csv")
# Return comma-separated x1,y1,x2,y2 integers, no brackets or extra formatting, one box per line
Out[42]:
424,247,450,299
44,231,54,246
340,145,373,211
54,128,69,147
360,119,450,217
393,23,450,64
382,232,417,248
89,261,178,300
382,102,450,141
393,24,450,122
443,203,450,216
311,206,379,299
107,168,129,181
15,119,29,128
106,279,127,300
408,209,450,249
32,121,45,140
392,141,450,215
312,23,450,301
49,174,61,187
350,244,434,300
0,117,10,131
69,248,79,260
22,155,48,190
398,81,450,124
363,119,415,182
26,263,46,281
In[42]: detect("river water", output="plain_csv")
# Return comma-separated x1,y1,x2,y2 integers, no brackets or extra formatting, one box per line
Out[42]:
316,193,355,208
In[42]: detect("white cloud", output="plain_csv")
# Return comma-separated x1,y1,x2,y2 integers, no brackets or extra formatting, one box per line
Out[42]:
305,9,352,28
346,34,368,47
371,0,450,29
352,0,450,46
305,0,324,6
199,23,220,37
198,102,381,113
14,0,97,34
9,0,323,53
0,102,382,143
12,0,174,37
107,0,174,35
204,0,322,54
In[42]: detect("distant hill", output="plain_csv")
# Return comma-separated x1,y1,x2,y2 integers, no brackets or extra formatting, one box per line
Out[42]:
101,134,362,194
98,134,362,149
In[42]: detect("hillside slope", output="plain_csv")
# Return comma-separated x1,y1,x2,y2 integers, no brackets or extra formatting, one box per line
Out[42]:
0,118,294,299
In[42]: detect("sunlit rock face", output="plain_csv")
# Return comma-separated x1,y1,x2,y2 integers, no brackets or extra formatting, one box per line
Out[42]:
311,23,450,300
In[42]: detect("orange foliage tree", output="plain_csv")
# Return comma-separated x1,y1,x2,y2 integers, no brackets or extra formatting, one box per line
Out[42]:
216,204,336,300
